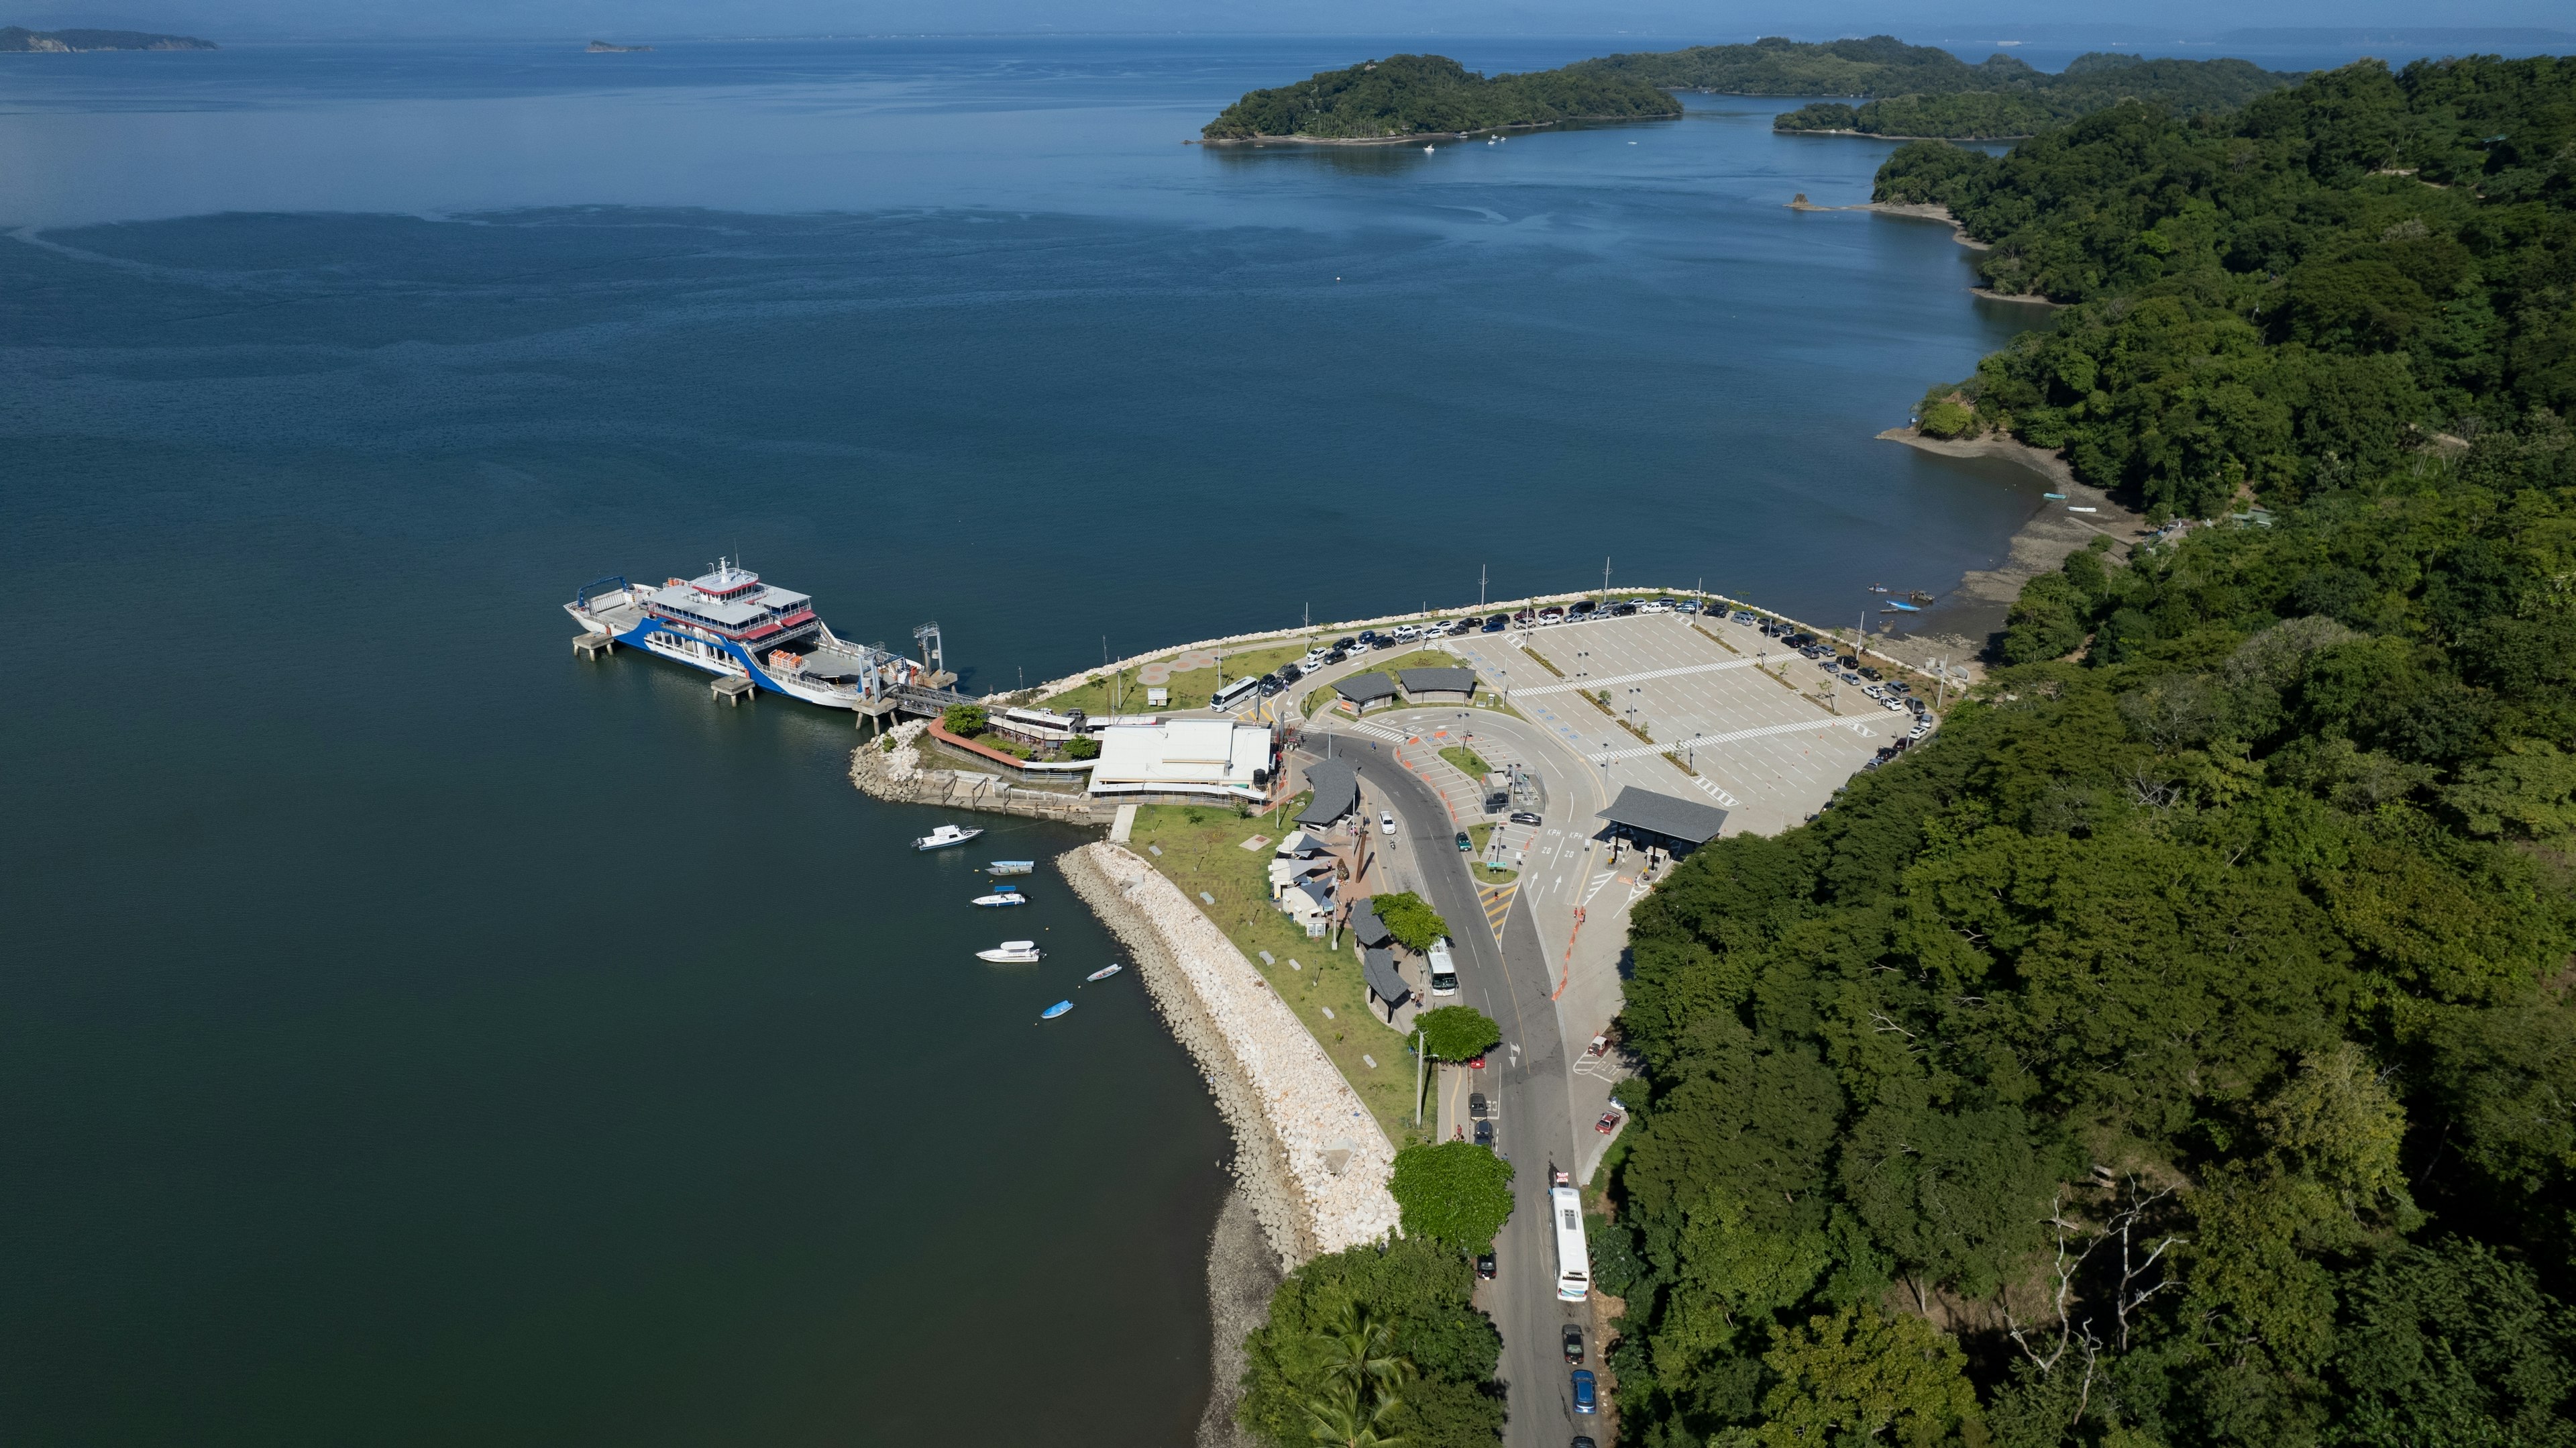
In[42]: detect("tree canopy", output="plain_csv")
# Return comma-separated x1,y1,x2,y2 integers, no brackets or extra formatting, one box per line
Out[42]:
1202,54,1678,141
1238,1236,1505,1448
1415,1004,1500,1062
1371,891,1451,953
1599,54,2576,1447
1771,54,2291,138
1390,1141,1516,1253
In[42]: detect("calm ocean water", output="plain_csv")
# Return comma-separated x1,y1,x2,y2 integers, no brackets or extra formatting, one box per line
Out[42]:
1,38,2046,1445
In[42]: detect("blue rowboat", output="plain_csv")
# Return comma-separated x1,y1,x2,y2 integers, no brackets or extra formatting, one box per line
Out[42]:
2043,492,2068,499
1039,1000,1075,1021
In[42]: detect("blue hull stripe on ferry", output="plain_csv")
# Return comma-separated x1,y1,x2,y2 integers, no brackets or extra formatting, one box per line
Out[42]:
615,621,792,694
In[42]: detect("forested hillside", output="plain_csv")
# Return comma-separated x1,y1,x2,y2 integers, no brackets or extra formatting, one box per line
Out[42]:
1577,38,2290,139
1773,55,2290,139
1880,54,2576,519
1200,54,1678,141
1603,54,2576,1448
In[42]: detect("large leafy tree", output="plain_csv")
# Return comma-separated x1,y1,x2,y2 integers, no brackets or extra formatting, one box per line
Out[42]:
1389,1142,1515,1253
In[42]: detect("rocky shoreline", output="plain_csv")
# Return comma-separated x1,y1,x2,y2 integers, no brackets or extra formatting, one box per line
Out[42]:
846,718,1109,825
1057,841,1401,1443
1874,425,2150,667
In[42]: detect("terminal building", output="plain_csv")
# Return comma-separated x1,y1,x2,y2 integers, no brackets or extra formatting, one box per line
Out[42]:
1086,718,1276,803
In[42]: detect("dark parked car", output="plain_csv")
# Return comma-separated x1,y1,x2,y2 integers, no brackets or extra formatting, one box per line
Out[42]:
1484,613,1508,631
1474,1119,1495,1147
1325,650,1348,665
1468,1092,1489,1119
1509,811,1542,826
1475,1251,1496,1280
1572,1369,1597,1414
1258,675,1282,696
1563,1325,1585,1363
1611,601,1638,616
1568,600,1594,615
1859,666,1882,680
1333,637,1355,650
1456,831,1472,851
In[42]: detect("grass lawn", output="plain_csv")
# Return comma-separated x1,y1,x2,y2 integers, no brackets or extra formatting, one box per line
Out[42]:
1464,825,1521,884
1049,641,1313,716
1128,802,1430,1147
1438,744,1493,779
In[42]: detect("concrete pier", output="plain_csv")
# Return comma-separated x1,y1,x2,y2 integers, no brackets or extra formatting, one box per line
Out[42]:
712,675,755,705
572,633,615,660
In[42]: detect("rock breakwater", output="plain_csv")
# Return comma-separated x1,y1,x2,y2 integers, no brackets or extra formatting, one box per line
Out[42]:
1058,841,1399,1268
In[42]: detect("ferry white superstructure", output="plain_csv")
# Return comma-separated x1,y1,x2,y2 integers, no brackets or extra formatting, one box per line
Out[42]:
566,560,924,709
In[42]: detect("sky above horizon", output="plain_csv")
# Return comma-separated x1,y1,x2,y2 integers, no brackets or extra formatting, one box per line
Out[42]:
16,0,2575,42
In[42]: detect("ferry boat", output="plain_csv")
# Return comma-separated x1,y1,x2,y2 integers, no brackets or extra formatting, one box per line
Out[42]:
566,560,924,709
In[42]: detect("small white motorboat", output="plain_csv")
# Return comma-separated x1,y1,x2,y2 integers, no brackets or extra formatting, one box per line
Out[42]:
971,890,1028,908
1086,963,1124,982
915,824,984,851
979,940,1044,963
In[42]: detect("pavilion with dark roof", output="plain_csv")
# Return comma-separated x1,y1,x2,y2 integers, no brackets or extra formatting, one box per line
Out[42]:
1596,785,1730,856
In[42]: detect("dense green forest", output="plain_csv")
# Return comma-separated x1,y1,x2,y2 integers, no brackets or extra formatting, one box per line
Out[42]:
1773,55,2291,139
1600,54,2576,1448
1576,34,2036,98
1877,54,2576,519
1200,54,1677,141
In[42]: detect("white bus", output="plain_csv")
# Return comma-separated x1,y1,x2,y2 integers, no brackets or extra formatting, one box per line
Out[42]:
1427,938,1458,997
1551,1182,1590,1301
1212,675,1261,712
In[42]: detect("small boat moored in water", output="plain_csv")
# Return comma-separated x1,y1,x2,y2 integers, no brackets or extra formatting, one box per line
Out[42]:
986,860,1034,877
979,940,1044,963
916,824,983,851
1039,1000,1074,1021
1085,963,1124,982
971,890,1028,908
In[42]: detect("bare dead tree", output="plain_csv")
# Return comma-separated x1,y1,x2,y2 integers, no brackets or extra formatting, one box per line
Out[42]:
2110,1179,2184,1352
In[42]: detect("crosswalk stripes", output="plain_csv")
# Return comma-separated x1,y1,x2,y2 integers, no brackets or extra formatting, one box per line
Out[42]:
1477,882,1519,944
1346,720,1409,743
1580,871,1615,905
1690,775,1741,808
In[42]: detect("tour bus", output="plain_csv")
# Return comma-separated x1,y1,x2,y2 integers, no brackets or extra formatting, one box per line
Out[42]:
1428,938,1458,997
1552,1180,1591,1301
1211,674,1262,712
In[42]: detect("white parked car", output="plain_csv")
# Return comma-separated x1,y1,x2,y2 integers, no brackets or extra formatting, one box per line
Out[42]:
1884,699,1906,712
1639,600,1668,614
1391,625,1420,642
1380,811,1398,836
1301,648,1330,670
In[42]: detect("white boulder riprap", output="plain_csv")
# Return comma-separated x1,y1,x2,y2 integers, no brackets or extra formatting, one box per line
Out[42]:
1061,841,1400,1265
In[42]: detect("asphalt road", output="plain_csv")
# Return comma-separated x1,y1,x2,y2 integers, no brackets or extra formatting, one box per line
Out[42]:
1329,731,1585,1448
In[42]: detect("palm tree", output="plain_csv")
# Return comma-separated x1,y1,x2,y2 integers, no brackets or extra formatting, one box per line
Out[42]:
1303,1381,1406,1448
1303,1302,1417,1448
1316,1301,1414,1400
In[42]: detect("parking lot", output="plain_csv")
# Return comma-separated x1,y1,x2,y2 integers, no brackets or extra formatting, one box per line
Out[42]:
1452,609,1915,837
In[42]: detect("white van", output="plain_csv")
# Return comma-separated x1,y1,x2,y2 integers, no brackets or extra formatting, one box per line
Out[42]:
1428,938,1458,996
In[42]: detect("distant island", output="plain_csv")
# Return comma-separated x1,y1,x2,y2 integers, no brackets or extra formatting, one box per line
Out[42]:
1200,54,1678,143
1208,38,2300,144
0,25,214,51
586,40,651,53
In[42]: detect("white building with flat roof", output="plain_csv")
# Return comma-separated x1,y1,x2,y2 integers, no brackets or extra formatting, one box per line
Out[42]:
1086,718,1275,802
